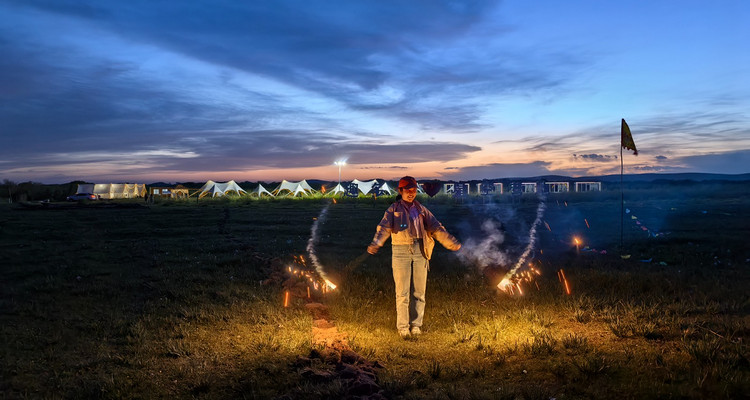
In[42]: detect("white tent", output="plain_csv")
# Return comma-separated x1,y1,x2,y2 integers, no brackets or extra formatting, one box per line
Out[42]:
350,179,395,195
196,180,216,194
76,183,146,199
197,180,248,198
328,183,347,196
379,181,396,195
249,183,274,197
76,184,94,194
351,179,378,195
273,180,316,197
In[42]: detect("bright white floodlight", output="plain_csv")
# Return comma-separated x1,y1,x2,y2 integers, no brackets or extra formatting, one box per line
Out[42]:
334,160,347,183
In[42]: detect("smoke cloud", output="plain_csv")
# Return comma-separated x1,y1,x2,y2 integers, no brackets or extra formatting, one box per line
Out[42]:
457,218,511,272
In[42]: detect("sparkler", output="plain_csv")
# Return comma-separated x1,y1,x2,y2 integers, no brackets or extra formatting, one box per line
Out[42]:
498,262,543,294
283,254,338,306
306,203,338,290
497,194,547,294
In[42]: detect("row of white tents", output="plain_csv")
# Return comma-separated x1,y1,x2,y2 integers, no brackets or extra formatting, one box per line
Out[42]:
195,179,401,198
75,183,147,199
76,179,407,199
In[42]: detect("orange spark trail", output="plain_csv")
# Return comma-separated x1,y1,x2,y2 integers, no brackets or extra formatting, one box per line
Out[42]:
558,269,571,295
497,194,547,293
307,203,337,290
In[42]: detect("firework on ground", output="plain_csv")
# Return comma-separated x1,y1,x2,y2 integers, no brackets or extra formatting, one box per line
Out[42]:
497,194,547,294
287,255,335,295
498,261,543,295
306,203,337,290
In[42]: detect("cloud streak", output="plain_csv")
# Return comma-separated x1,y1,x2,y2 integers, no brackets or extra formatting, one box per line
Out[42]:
1,1,748,182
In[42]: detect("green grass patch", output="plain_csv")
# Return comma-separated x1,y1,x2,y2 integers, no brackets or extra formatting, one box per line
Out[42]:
1,185,749,398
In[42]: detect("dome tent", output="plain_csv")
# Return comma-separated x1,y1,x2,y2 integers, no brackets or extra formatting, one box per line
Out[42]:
196,180,247,198
272,180,316,197
249,183,275,197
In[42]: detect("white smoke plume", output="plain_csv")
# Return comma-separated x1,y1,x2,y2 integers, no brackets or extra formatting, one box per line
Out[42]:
457,219,511,272
498,194,547,290
307,203,332,283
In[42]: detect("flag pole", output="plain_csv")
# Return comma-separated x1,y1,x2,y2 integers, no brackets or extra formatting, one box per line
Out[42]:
620,142,624,252
619,118,637,255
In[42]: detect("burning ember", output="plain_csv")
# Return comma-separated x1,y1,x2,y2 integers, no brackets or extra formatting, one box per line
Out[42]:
557,269,571,295
282,255,339,307
288,255,338,292
496,262,542,296
495,194,547,294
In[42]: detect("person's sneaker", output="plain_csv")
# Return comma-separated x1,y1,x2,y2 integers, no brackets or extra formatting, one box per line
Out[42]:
398,329,410,339
410,327,422,336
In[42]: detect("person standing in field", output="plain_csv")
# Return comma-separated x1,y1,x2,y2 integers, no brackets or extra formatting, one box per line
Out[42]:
367,176,462,338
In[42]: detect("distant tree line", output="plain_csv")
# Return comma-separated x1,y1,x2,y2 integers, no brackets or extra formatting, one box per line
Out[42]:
1,180,84,202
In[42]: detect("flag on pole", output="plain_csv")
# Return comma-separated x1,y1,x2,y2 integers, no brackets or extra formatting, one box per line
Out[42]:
621,119,638,155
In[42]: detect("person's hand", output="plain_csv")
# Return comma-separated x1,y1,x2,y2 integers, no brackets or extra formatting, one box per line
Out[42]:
367,244,379,255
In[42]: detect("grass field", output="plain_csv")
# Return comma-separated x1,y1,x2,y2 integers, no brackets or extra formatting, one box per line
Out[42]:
1,186,748,399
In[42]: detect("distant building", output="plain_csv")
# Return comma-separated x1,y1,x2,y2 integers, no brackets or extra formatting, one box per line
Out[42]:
477,180,502,195
441,182,469,195
521,182,537,193
545,182,570,193
150,184,190,199
575,182,602,192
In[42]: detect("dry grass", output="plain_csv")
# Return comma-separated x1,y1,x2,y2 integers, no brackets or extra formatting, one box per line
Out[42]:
1,184,749,398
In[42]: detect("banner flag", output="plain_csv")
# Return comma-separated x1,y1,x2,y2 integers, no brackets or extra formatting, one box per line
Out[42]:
621,119,638,155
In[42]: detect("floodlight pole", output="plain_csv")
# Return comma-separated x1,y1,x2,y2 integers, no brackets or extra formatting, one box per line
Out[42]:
335,161,346,185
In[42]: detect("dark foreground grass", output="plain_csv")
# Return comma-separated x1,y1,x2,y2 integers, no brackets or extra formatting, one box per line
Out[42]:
1,188,749,399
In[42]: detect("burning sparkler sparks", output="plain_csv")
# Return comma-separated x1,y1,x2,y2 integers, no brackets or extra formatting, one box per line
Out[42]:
306,203,338,290
497,262,543,295
497,194,547,294
284,255,338,304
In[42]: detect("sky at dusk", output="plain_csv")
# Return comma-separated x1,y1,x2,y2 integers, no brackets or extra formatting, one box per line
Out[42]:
1,0,749,184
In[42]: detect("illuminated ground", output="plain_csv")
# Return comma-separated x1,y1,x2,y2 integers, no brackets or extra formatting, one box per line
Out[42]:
1,184,748,398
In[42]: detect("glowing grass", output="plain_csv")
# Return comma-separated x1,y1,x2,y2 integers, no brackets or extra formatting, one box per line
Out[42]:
1,184,749,398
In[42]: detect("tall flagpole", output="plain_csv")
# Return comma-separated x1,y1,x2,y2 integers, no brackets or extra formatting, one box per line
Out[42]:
620,144,624,251
619,118,637,254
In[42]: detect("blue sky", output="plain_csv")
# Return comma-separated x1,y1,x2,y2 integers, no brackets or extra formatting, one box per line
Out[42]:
1,0,748,183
